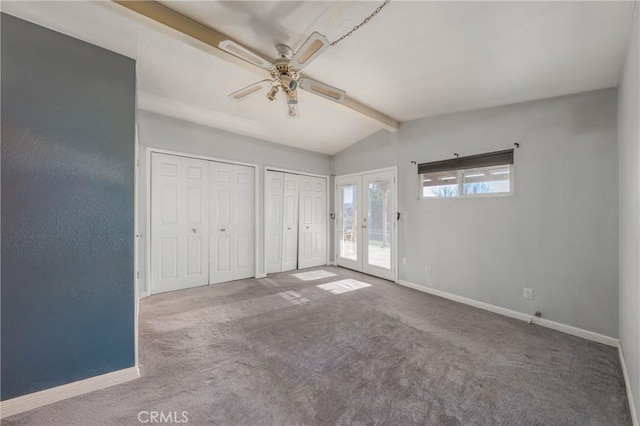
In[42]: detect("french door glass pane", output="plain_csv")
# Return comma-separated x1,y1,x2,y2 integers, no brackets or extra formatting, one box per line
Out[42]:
340,185,357,261
367,180,391,270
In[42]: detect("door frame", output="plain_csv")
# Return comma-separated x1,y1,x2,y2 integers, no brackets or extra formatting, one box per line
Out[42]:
263,166,330,275
145,147,259,296
334,166,398,282
134,125,140,372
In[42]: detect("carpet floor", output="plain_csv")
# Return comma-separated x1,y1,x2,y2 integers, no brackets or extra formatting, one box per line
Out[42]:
3,266,632,425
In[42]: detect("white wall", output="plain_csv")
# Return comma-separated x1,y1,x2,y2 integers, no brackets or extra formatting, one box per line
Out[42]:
332,89,619,337
618,7,640,423
137,110,331,294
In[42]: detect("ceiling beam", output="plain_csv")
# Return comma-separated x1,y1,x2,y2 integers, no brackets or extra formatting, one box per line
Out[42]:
112,0,400,132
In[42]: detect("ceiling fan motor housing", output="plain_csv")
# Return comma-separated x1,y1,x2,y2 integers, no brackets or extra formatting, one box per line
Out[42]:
271,60,300,92
276,43,293,60
226,32,346,118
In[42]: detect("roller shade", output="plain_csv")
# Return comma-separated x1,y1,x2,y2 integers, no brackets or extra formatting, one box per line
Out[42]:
418,149,514,174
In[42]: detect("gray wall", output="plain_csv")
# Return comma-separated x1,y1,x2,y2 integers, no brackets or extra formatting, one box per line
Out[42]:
1,14,136,400
332,89,619,337
137,111,331,292
618,8,640,422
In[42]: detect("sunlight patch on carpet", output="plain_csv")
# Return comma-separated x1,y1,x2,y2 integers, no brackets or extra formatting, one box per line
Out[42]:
317,279,372,295
259,278,280,288
278,291,309,305
292,270,337,281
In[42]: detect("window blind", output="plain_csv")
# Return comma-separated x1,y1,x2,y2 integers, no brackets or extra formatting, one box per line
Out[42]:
417,149,514,174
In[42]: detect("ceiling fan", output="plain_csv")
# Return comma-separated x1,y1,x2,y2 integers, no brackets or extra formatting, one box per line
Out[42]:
220,32,346,118
113,0,398,130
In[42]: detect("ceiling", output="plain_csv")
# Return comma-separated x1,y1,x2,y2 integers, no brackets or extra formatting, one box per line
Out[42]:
2,1,636,155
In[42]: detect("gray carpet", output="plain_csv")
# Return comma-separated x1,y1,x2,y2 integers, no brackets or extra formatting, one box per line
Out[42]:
3,267,632,425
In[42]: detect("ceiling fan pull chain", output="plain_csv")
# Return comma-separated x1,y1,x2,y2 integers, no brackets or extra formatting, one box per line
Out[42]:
329,0,391,47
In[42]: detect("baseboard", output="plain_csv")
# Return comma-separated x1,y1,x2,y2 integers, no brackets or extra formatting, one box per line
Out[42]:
328,261,337,266
619,345,640,426
396,280,619,347
0,366,140,419
255,273,267,279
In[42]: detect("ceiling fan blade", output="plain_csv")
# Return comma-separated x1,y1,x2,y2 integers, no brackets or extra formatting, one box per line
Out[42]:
219,39,274,70
229,80,271,102
290,32,330,70
300,78,346,104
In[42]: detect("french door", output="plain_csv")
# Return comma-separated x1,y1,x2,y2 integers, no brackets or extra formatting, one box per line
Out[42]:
336,169,396,281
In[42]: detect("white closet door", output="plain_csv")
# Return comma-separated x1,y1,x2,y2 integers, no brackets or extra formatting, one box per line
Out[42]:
210,162,234,284
151,153,209,294
233,164,255,280
265,171,284,274
298,176,327,269
281,173,299,272
210,162,255,284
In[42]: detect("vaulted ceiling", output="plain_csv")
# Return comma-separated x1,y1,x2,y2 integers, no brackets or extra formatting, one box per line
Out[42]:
2,1,636,155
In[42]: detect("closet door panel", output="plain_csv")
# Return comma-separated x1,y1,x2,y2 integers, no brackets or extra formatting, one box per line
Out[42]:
210,162,235,284
265,171,284,274
298,176,327,269
183,157,209,280
151,153,209,294
233,165,255,279
281,174,299,272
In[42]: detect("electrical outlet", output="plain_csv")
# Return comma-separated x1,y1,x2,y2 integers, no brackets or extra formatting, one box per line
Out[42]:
523,288,534,300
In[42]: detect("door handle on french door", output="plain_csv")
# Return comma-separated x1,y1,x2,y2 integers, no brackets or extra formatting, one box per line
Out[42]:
220,228,226,232
192,228,196,233
287,227,292,230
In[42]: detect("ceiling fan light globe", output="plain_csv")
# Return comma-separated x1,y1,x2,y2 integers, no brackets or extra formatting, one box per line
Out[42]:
280,74,297,92
287,103,299,118
266,85,279,102
286,88,298,105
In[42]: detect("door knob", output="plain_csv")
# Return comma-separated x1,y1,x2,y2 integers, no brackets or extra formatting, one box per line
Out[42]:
287,227,292,230
306,226,310,229
220,228,226,232
192,228,196,233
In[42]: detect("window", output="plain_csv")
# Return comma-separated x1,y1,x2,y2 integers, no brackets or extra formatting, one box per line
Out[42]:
422,170,459,198
418,149,513,198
